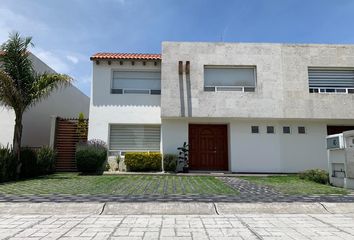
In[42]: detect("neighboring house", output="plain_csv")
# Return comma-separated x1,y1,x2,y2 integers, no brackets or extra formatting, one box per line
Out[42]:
88,42,354,173
0,52,90,148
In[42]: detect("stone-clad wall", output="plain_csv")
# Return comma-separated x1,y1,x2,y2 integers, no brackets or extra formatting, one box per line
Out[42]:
161,42,354,119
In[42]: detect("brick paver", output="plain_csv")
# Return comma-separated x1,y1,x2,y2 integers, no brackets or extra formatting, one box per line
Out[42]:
1,214,354,239
0,176,354,203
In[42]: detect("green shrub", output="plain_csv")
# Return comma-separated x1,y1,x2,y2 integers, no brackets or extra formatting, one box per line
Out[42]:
299,169,329,184
75,139,107,174
20,147,38,178
0,146,16,182
163,154,178,172
125,152,162,172
37,146,56,174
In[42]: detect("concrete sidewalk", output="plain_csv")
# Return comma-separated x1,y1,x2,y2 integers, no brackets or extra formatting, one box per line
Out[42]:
1,202,354,215
1,213,354,239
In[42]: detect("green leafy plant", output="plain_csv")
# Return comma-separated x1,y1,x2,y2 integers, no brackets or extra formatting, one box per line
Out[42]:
125,152,162,172
299,169,329,184
75,139,107,174
0,32,71,177
76,112,88,141
177,142,189,173
37,146,56,174
0,146,16,182
20,147,38,178
163,154,178,172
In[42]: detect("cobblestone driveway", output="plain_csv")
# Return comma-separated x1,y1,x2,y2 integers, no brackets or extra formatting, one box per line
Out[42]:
0,177,353,203
1,213,354,239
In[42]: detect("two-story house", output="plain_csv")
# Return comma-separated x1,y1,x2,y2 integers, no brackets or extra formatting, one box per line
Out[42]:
88,42,354,173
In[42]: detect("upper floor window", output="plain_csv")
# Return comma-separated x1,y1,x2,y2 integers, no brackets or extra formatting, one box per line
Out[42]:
308,67,354,94
204,66,256,92
111,71,161,95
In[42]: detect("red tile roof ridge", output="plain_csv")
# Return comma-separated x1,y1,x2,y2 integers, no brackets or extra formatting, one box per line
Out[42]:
90,52,161,60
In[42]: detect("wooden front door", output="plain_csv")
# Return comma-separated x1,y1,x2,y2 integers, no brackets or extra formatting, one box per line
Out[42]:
189,124,228,171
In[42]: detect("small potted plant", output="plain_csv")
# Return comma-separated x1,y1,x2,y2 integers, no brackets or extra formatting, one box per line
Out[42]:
177,142,189,173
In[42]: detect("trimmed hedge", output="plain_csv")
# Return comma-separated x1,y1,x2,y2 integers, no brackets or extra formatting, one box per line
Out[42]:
163,154,178,172
125,152,162,172
299,169,329,184
76,139,107,174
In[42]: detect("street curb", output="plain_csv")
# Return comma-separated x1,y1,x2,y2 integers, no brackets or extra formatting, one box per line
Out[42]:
1,202,354,215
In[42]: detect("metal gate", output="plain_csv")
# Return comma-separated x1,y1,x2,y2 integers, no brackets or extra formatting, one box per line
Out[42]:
54,117,88,172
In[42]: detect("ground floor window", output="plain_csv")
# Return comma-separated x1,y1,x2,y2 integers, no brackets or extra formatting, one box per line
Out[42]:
109,124,161,153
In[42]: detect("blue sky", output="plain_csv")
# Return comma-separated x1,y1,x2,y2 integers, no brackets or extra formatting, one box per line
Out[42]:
1,0,354,96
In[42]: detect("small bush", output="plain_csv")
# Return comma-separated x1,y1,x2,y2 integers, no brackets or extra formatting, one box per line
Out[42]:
0,146,16,182
20,147,38,178
75,139,107,174
125,152,162,172
163,154,178,172
37,146,56,174
299,169,329,184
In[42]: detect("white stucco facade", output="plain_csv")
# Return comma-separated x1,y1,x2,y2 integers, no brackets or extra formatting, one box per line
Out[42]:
0,53,90,148
89,42,354,173
162,118,336,172
0,106,15,147
88,60,161,145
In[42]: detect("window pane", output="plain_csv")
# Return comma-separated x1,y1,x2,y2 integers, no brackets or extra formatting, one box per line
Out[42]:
111,89,123,94
298,126,306,134
204,67,256,87
112,71,161,91
251,126,259,134
283,126,291,134
204,86,215,92
267,126,275,134
109,125,161,151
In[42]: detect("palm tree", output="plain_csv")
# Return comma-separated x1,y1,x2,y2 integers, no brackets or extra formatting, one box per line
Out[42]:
0,32,72,176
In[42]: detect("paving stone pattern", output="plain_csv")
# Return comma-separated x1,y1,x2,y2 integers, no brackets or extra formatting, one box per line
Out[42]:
0,177,354,203
1,214,354,239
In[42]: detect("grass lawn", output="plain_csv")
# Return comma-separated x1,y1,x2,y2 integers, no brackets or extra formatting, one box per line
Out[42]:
0,173,238,195
241,175,350,195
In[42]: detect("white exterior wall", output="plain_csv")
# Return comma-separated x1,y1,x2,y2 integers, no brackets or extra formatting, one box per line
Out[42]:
88,60,161,145
0,106,15,147
21,85,89,147
162,118,335,172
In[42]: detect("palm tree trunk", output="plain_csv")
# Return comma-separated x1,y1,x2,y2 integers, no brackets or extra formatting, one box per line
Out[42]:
13,111,23,178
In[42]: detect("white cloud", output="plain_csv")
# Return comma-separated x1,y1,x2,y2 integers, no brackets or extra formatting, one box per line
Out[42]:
32,48,71,73
66,55,79,64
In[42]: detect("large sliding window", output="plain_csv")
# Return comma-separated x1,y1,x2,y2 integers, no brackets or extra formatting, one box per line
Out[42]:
111,71,161,95
109,125,161,152
308,67,354,94
204,66,256,92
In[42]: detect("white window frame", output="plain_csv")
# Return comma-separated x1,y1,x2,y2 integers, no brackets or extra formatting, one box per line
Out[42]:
108,124,161,156
110,69,161,95
204,65,257,92
308,67,354,94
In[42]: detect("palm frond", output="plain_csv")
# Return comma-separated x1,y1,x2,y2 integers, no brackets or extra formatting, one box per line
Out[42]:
28,73,72,107
0,70,23,111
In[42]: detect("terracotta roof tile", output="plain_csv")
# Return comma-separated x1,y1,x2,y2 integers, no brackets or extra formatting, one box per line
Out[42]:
90,52,161,60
